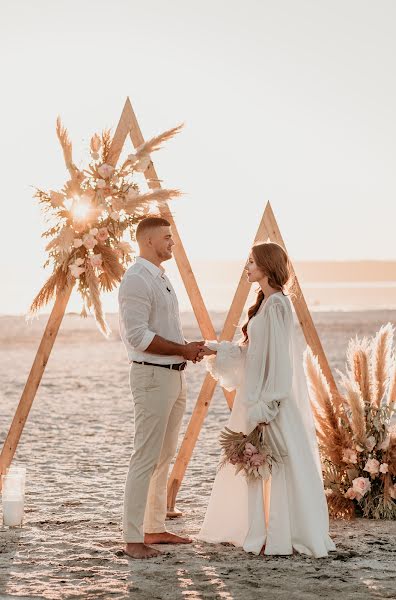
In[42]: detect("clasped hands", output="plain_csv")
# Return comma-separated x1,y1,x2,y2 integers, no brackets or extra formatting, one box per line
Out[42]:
183,341,216,363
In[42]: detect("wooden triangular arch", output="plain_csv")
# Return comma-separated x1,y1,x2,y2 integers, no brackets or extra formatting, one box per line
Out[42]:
0,100,338,513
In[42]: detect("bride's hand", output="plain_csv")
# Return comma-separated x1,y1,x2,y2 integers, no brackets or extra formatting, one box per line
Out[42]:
200,345,217,357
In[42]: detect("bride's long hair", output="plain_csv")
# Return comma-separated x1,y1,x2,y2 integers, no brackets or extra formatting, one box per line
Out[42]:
241,242,293,343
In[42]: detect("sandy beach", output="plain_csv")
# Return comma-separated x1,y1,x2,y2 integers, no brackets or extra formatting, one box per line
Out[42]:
1,310,396,600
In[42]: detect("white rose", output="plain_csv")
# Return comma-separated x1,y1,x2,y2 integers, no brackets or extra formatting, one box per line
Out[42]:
379,463,388,474
97,163,115,179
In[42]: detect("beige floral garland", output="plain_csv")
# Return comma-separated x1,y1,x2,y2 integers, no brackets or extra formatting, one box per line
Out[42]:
30,118,182,335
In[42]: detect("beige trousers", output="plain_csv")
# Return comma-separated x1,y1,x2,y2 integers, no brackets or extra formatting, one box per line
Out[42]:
122,362,186,543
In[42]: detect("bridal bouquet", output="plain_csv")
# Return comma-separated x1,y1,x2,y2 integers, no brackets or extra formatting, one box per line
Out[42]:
30,119,182,335
219,425,279,481
305,323,396,520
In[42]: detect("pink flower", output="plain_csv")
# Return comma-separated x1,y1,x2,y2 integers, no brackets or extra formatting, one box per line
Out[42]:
83,234,97,250
365,436,376,452
96,227,109,242
97,163,115,179
96,179,106,189
110,211,120,221
90,254,103,268
244,443,258,457
324,488,333,497
342,448,358,464
363,458,380,476
345,487,360,500
74,258,84,266
379,463,388,474
250,453,265,467
73,238,83,248
352,476,371,497
355,444,365,453
89,228,98,237
377,435,391,451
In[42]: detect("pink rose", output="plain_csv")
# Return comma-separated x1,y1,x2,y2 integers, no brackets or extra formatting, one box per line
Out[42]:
244,443,258,455
324,488,333,497
73,238,83,248
352,476,371,497
342,448,358,464
89,228,98,237
96,179,106,189
110,211,120,221
250,453,265,467
97,163,115,179
83,234,97,250
364,458,380,476
90,254,103,268
379,463,388,474
97,227,109,242
345,487,359,500
365,436,376,452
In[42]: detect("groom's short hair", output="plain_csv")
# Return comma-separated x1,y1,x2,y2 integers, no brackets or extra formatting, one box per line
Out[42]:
136,215,171,241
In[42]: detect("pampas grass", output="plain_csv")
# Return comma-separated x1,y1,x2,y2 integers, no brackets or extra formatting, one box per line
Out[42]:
135,124,184,158
304,324,396,519
371,323,394,407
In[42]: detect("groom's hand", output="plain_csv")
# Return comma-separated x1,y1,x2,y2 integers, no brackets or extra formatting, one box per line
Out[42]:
182,341,205,363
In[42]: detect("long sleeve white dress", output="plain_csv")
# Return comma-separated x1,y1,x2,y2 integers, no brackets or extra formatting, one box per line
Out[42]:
197,292,336,557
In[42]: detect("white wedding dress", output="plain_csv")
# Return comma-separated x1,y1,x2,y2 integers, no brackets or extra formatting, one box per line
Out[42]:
197,292,336,557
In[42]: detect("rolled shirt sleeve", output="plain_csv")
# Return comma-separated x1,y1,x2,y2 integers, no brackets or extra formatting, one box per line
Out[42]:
119,273,156,351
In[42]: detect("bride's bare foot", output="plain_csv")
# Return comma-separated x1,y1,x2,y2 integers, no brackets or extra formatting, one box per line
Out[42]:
124,543,162,559
144,532,192,544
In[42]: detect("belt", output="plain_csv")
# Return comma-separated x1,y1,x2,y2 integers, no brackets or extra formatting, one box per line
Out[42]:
132,360,187,371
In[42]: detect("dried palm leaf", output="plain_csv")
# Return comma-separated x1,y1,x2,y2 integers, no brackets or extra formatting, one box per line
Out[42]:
98,244,125,287
28,266,71,316
124,188,182,214
85,262,110,337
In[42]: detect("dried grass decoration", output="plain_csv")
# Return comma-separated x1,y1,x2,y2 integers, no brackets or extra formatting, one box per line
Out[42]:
29,119,183,335
304,323,396,519
219,425,282,482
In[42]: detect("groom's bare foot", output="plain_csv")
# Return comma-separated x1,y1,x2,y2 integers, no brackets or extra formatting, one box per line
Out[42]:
144,532,192,544
124,543,162,559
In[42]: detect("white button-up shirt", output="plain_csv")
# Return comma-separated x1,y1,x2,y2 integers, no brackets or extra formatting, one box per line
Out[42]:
118,256,185,364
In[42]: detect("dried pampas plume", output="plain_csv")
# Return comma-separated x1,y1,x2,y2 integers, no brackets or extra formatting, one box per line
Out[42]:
135,123,184,158
371,323,394,407
56,117,79,179
346,336,371,403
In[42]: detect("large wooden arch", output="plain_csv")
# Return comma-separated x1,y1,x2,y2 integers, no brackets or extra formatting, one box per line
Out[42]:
0,99,339,509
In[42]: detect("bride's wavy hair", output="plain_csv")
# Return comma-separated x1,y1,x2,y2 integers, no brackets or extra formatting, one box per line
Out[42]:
241,242,293,343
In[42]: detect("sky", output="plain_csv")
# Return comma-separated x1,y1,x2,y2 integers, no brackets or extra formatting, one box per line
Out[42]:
1,0,396,314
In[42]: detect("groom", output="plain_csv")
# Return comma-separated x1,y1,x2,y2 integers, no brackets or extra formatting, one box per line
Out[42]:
119,215,204,559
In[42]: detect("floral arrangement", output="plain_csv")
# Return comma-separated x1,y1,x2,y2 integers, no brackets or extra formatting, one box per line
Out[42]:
30,118,183,335
304,323,396,519
219,425,280,481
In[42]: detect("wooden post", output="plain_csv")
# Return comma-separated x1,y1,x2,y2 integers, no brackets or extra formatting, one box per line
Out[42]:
167,207,271,509
167,201,340,509
0,284,73,484
263,202,339,398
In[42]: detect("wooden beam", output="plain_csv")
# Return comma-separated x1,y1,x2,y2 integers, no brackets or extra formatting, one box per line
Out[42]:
262,202,339,398
0,284,73,485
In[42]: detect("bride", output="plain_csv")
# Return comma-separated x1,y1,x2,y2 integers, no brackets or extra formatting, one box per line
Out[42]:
197,242,336,558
